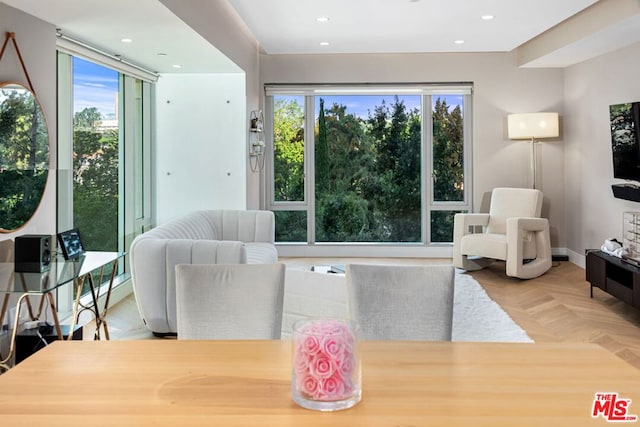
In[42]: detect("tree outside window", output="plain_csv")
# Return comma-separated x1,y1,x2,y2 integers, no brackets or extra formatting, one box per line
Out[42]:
271,88,469,244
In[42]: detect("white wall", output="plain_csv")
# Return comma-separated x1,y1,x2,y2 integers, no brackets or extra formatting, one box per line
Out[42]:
158,0,262,209
0,2,57,357
564,41,640,265
260,52,567,249
154,73,247,224
0,4,57,244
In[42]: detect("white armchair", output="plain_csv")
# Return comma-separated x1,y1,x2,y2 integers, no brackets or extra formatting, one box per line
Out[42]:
452,187,552,279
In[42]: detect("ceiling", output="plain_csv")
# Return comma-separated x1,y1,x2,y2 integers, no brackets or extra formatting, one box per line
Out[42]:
1,0,639,73
227,0,599,55
1,0,241,74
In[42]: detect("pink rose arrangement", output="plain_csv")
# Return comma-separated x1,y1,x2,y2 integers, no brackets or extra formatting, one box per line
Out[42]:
293,319,358,402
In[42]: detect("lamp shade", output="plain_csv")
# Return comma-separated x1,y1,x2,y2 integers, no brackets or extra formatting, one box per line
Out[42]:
507,112,559,140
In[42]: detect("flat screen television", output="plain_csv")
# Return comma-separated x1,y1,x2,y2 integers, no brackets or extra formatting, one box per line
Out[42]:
610,101,640,182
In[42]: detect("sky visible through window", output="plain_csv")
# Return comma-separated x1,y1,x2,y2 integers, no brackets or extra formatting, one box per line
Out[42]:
73,57,119,120
312,94,462,119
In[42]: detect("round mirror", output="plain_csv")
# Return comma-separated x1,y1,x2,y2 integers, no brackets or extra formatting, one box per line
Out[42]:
0,82,49,232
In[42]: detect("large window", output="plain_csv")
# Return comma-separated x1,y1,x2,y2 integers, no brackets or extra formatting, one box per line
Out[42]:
57,51,153,302
71,57,120,252
266,85,472,246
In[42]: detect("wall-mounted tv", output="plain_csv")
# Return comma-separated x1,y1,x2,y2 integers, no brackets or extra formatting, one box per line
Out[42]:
610,101,640,182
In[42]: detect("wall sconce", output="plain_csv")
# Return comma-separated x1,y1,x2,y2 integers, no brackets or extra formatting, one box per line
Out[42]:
507,112,559,189
249,110,265,172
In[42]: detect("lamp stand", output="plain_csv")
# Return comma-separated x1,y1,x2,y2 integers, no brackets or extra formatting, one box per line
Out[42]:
530,137,537,189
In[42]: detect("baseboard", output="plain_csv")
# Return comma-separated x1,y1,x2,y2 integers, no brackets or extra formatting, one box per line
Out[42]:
276,244,453,258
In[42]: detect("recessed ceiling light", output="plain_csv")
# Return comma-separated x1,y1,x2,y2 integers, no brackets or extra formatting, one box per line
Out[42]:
454,40,465,44
316,17,329,23
320,42,330,46
481,14,495,20
172,64,182,69
121,38,133,43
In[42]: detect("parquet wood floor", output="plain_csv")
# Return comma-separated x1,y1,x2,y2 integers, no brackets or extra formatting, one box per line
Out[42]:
471,260,640,370
104,257,640,370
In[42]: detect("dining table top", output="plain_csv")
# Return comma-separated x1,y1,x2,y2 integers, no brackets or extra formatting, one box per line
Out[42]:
0,339,638,426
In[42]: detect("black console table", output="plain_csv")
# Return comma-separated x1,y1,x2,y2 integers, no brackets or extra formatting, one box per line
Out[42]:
586,250,640,308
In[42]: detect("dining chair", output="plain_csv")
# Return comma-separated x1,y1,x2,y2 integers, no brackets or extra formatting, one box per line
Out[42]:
345,264,455,341
175,263,286,340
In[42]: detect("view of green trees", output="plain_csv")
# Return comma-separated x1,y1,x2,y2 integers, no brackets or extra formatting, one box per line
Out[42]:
0,85,48,231
273,94,464,243
72,107,118,251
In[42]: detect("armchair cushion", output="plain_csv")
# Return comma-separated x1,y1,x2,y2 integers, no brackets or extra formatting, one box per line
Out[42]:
460,233,507,260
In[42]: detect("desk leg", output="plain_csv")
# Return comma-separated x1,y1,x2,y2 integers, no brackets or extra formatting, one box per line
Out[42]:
0,293,10,372
99,259,118,341
45,293,63,340
70,260,118,341
85,273,102,340
33,294,63,341
68,276,85,341
0,293,9,332
0,293,36,373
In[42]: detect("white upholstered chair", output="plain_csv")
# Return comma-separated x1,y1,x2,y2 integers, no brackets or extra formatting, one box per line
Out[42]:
175,263,286,340
345,264,455,341
452,187,552,279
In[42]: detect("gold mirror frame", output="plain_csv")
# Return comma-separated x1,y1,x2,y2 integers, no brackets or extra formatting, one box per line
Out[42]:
0,81,49,232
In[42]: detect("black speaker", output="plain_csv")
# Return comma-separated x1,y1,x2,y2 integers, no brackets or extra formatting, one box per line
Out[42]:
14,235,52,272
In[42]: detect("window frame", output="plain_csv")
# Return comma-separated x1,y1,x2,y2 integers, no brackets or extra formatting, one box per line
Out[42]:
55,51,153,314
265,83,473,250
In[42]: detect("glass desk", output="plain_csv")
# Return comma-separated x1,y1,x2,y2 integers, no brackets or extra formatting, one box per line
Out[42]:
0,251,125,372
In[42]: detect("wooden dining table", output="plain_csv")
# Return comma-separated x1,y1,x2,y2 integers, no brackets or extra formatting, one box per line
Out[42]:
0,340,638,426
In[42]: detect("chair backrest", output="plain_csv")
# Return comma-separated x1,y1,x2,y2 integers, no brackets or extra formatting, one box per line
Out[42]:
175,263,286,340
486,187,543,235
346,264,455,341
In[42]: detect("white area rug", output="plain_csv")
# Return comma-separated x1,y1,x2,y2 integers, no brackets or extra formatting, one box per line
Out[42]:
283,268,533,343
452,272,533,342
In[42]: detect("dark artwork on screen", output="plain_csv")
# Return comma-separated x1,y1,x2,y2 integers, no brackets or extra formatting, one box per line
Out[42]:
57,228,86,260
610,101,640,182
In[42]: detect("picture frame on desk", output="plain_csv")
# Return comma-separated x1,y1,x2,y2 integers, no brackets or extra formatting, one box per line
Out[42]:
56,228,86,260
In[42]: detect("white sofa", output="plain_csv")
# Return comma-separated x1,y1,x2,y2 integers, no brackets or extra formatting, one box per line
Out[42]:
129,210,278,336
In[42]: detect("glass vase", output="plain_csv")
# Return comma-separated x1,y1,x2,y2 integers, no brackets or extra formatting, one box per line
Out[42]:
291,317,361,411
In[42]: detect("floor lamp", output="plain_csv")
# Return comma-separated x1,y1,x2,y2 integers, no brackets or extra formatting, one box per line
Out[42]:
507,112,559,189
